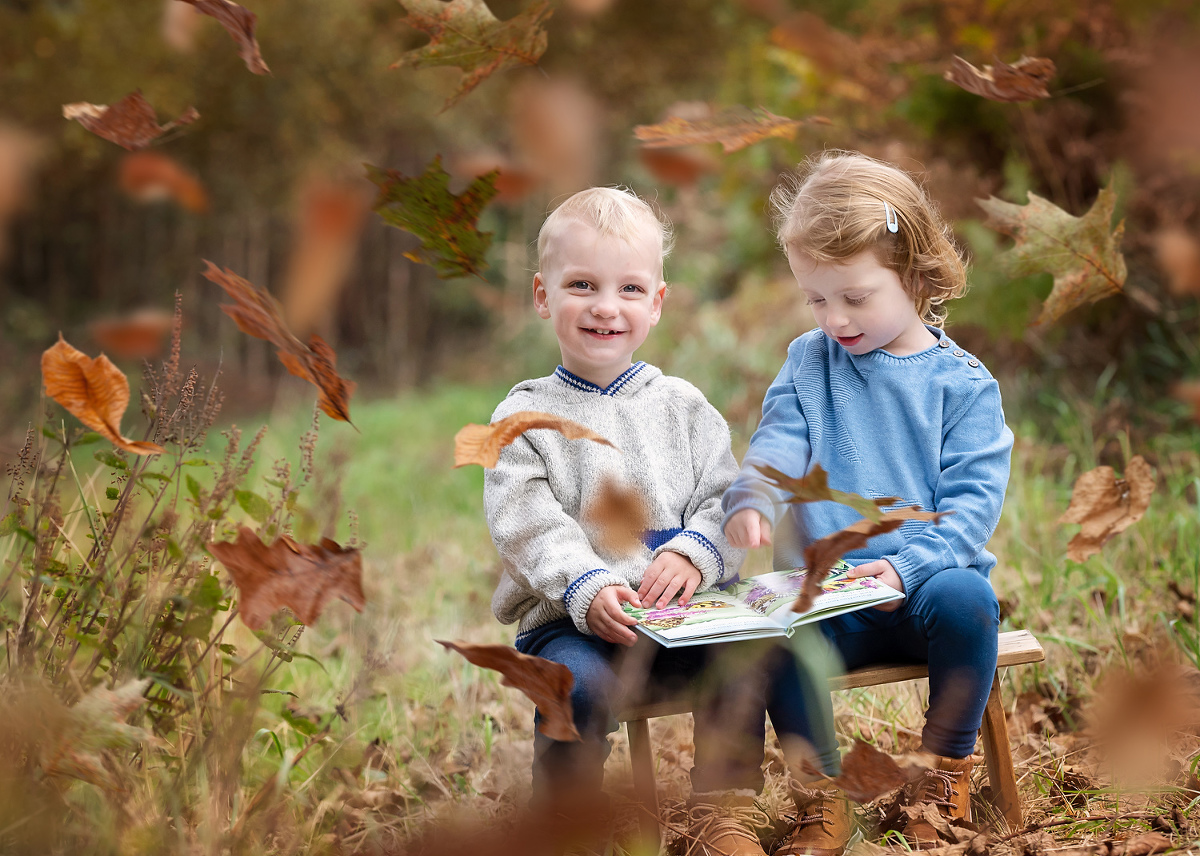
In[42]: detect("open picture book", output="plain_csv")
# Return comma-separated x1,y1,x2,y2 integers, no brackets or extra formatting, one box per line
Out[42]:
622,560,904,647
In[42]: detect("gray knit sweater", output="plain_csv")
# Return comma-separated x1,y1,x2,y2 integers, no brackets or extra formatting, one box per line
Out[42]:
484,362,746,640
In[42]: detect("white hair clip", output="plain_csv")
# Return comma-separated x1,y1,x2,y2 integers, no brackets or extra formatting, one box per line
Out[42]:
884,201,899,233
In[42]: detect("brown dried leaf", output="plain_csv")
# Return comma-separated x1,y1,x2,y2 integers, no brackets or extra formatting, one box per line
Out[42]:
41,335,165,455
89,308,175,361
437,640,579,741
944,55,1056,102
1154,227,1200,296
1172,381,1200,424
1058,456,1154,562
118,151,208,213
755,462,898,522
638,147,719,187
831,739,907,803
634,106,826,154
176,0,269,74
62,90,199,151
0,123,42,264
584,476,649,556
202,261,356,422
454,410,616,468
1113,833,1173,856
208,526,365,630
41,678,155,791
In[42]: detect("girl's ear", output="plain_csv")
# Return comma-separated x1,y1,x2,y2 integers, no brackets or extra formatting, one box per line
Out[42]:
532,273,552,319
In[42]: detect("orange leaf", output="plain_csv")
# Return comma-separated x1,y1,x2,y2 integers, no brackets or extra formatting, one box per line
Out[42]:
1153,227,1200,296
62,90,199,151
118,151,209,213
208,526,365,630
634,106,826,154
1058,456,1155,563
638,148,719,187
755,462,898,522
201,261,356,422
437,640,579,742
944,55,1056,102
41,335,164,455
583,476,650,556
89,308,175,361
454,411,616,468
830,739,907,803
176,0,269,75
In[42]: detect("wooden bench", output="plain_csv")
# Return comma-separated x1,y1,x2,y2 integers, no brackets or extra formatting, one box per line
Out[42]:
616,629,1044,840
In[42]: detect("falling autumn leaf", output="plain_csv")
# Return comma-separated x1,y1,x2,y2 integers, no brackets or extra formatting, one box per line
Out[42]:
367,156,498,279
454,411,616,468
584,476,650,556
0,123,42,264
1172,380,1200,423
638,147,719,187
41,335,165,455
944,55,1056,102
118,151,208,213
176,0,269,75
63,90,199,151
755,462,899,523
1153,227,1200,296
90,308,176,360
391,0,552,110
634,106,827,154
208,526,365,630
829,740,908,804
978,186,1127,326
1059,456,1155,563
201,261,356,422
450,151,540,205
437,640,579,741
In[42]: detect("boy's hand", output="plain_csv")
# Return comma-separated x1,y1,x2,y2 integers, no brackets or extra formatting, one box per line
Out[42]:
637,551,703,610
586,585,642,646
846,559,905,611
725,508,772,549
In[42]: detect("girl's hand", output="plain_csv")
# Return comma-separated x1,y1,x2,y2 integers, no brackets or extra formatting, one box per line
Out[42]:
725,509,772,549
585,585,642,645
846,559,905,612
637,551,702,609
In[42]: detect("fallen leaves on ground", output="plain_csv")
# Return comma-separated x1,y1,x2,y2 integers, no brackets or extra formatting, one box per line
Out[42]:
755,462,898,523
202,261,356,422
978,186,1127,326
40,678,155,791
437,640,579,741
583,476,649,556
118,151,208,212
89,308,176,360
1058,456,1154,562
208,526,365,630
391,0,552,110
944,55,1056,102
828,739,909,803
454,411,616,468
634,105,826,154
367,156,497,279
176,0,269,74
62,90,199,151
41,335,165,455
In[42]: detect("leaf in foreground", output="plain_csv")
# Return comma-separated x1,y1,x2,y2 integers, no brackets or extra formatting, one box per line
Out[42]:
202,261,356,422
454,410,616,468
794,508,949,613
41,678,155,790
176,0,269,75
367,156,497,279
634,106,826,154
438,640,579,741
755,462,898,523
584,476,650,556
978,186,1127,326
41,335,165,455
391,0,552,109
208,526,365,630
118,151,209,213
1058,456,1154,563
829,739,908,803
944,55,1055,102
62,90,199,151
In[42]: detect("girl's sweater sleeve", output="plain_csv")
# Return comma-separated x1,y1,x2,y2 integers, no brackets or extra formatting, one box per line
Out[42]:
651,398,746,590
484,430,628,636
882,379,1013,594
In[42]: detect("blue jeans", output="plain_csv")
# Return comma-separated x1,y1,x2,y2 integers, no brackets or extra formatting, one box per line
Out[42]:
516,619,805,800
770,568,1000,761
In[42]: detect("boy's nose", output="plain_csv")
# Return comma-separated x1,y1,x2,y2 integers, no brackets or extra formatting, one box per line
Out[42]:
591,297,618,318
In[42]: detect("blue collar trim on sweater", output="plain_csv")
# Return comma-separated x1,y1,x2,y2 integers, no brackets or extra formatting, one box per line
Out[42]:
554,362,646,396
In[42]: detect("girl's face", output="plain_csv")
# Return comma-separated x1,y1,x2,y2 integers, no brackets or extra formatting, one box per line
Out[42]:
787,248,937,356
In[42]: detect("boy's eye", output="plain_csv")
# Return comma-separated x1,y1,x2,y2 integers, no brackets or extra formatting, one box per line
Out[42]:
569,280,591,290
621,284,645,293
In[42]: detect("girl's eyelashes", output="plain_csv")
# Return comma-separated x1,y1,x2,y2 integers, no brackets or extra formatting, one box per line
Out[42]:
846,295,869,305
805,297,824,306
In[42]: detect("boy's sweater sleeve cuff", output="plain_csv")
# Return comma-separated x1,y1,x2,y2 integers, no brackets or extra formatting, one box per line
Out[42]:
564,569,629,635
721,490,779,533
653,530,727,591
885,552,926,596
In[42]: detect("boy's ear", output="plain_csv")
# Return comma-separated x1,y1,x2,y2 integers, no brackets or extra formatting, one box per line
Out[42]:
532,273,552,319
649,282,667,325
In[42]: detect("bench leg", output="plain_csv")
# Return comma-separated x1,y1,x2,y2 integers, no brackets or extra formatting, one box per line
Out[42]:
627,718,661,846
980,672,1022,830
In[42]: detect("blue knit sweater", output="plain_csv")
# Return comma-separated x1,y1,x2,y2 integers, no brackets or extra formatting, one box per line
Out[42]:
722,327,1014,595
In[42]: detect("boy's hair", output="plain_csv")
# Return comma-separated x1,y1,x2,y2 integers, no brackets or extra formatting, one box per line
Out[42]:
770,151,967,326
537,186,674,275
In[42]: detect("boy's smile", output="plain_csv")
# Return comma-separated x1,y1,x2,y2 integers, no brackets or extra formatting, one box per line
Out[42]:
534,220,666,388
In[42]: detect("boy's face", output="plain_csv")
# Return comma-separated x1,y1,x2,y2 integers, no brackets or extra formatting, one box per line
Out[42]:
788,248,934,356
534,220,666,388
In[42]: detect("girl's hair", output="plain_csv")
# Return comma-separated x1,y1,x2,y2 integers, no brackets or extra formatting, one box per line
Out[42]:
770,151,967,325
537,186,674,274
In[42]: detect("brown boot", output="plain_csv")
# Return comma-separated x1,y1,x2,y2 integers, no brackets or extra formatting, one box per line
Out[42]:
775,781,853,856
685,791,770,856
902,755,975,849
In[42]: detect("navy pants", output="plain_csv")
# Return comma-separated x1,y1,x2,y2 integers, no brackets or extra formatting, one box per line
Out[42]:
516,619,805,800
770,568,1001,769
